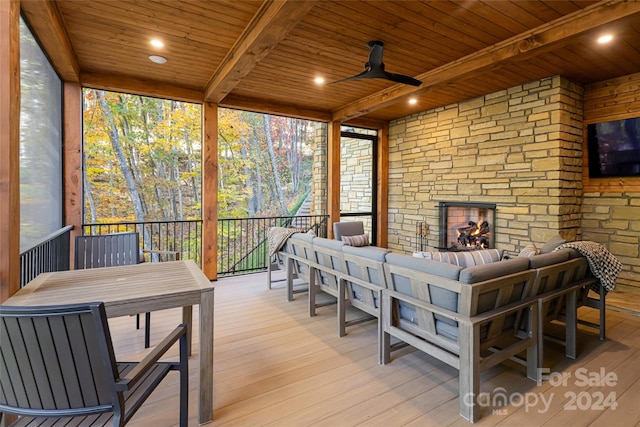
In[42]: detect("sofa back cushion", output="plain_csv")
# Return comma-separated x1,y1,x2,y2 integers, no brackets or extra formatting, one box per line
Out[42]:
384,253,465,340
458,256,530,284
527,249,570,269
413,249,503,268
343,245,390,287
387,253,462,280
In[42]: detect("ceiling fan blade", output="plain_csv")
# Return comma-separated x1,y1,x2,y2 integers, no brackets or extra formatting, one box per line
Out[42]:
367,41,384,68
384,72,422,87
328,69,371,84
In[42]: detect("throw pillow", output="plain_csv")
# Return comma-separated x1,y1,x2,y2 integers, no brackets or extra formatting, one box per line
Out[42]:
541,235,566,253
518,242,539,257
342,233,369,247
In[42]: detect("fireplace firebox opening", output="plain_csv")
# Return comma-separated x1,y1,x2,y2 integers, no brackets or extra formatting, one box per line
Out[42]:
438,201,497,251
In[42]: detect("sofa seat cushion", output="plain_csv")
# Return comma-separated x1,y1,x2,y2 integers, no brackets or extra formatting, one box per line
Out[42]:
413,249,503,268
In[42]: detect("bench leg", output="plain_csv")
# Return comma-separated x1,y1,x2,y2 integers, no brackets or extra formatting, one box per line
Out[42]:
338,279,346,337
380,292,392,365
527,304,539,382
286,258,294,302
458,323,480,423
566,290,578,359
599,285,606,340
309,268,317,317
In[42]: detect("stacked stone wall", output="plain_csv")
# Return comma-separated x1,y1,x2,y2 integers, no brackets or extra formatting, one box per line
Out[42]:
311,123,327,217
388,76,584,255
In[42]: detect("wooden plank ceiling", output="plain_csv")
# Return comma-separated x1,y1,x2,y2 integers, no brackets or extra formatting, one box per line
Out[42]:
21,0,640,125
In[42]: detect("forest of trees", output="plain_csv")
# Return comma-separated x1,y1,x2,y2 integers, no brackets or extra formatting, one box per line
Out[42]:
83,89,317,225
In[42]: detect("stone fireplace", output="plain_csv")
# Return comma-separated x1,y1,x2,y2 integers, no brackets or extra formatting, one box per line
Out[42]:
439,201,496,250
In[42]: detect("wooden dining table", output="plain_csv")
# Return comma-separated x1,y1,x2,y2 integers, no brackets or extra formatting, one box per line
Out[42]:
2,259,215,424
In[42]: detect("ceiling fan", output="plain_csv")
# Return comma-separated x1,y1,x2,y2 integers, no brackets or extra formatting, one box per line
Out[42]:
332,40,422,87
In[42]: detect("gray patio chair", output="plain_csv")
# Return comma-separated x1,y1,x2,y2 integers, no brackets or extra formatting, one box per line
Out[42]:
74,232,179,348
0,302,188,427
332,221,366,241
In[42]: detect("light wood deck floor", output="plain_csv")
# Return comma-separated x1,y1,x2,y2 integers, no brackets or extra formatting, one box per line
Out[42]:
108,270,640,426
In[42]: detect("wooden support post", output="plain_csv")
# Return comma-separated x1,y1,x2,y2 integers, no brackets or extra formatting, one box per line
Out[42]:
327,120,341,238
202,102,218,280
0,0,20,303
64,82,82,265
377,124,389,248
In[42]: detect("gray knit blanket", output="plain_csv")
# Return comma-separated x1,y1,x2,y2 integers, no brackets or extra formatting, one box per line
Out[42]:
268,227,305,256
555,241,622,294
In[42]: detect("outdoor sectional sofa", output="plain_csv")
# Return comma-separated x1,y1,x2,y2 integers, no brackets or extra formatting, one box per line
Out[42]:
275,233,603,422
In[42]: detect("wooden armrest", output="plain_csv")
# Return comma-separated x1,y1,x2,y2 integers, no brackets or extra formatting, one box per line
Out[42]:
117,324,187,390
469,296,538,325
536,277,599,304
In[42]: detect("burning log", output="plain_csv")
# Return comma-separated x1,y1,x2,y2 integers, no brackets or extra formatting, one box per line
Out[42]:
457,220,490,247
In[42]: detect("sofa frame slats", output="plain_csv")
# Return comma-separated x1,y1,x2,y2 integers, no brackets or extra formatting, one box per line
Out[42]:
271,233,605,423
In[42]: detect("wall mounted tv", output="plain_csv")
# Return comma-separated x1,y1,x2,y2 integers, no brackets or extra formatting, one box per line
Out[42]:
587,117,640,178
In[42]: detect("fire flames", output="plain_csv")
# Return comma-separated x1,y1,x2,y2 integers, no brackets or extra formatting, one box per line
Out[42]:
456,220,490,248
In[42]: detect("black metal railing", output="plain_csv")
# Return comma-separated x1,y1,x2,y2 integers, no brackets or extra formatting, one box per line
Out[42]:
81,220,203,266
20,225,73,287
82,215,328,277
217,214,328,276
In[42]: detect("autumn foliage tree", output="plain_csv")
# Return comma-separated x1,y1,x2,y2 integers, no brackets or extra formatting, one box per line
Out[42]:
84,90,315,224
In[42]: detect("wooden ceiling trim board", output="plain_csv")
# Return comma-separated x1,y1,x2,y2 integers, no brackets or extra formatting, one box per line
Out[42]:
204,0,317,103
546,0,598,16
585,72,640,100
59,28,222,67
332,0,640,122
58,4,243,48
144,0,258,28
310,1,481,58
372,1,491,50
335,1,473,69
400,1,516,45
20,0,80,82
81,72,204,104
453,1,541,35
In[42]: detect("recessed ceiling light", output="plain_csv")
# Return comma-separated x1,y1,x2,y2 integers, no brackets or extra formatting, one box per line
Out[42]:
598,34,613,44
409,98,417,105
150,39,164,48
314,77,325,85
149,55,167,64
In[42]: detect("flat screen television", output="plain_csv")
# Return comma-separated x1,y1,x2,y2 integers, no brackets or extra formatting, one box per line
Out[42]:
588,117,640,178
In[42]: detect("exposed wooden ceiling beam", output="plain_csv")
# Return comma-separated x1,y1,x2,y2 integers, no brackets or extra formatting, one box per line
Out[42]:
204,0,317,104
81,72,204,104
332,0,640,122
220,95,386,129
220,94,330,122
21,0,79,82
